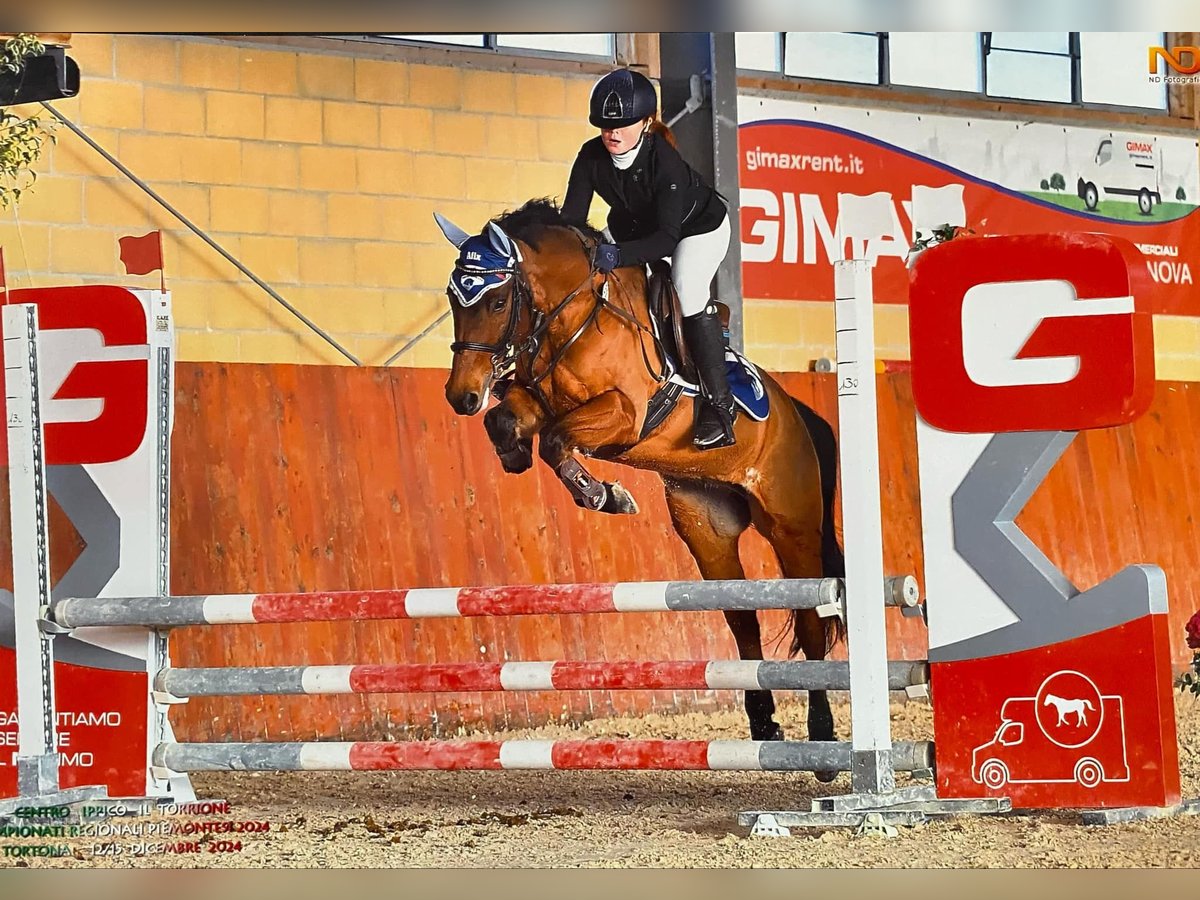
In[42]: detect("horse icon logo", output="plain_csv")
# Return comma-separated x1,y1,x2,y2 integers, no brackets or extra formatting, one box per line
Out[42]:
1043,694,1095,727
970,670,1129,789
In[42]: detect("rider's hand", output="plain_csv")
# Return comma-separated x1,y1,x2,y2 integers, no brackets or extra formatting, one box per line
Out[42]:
593,243,621,273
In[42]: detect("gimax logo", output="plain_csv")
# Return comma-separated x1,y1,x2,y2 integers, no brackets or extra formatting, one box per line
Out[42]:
909,233,1154,434
1,286,149,465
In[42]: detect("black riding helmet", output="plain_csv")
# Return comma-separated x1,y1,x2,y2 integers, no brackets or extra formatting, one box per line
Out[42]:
589,68,657,129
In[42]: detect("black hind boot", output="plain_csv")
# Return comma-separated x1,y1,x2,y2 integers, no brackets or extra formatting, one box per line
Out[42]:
682,304,736,450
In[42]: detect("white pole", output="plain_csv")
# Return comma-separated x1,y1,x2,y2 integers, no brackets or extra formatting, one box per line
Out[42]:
4,304,58,795
147,290,194,801
834,258,895,795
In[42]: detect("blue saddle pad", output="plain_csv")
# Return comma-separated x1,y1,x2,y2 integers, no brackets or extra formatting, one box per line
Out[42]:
677,350,770,422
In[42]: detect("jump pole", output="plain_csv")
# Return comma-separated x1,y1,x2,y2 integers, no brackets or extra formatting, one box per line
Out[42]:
48,575,919,628
153,659,932,697
153,739,936,774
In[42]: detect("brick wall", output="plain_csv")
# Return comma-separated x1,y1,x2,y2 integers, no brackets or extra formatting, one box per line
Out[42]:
740,300,913,374
10,34,603,366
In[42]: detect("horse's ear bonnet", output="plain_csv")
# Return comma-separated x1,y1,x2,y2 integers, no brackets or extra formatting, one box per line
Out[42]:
435,213,521,308
434,212,471,248
487,222,521,260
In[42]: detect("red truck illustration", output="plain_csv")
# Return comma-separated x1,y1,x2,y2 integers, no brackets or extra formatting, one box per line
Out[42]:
971,671,1130,789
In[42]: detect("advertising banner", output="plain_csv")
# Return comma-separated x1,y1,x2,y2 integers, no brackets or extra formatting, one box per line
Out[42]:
738,95,1200,316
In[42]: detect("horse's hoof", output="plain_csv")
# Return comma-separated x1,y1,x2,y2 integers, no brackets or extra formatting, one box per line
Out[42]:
752,723,785,742
601,482,639,515
499,446,533,474
814,769,839,783
483,405,518,447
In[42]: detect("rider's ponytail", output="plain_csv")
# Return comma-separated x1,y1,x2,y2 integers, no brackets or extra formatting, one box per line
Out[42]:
646,117,678,149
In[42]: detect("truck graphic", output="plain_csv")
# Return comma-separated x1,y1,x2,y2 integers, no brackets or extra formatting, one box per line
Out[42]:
1076,133,1161,215
971,671,1130,789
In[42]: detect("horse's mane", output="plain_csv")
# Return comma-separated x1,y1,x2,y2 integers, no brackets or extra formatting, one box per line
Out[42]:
493,198,604,251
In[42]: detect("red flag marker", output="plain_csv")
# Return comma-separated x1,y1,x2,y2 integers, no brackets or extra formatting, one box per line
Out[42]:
118,230,165,292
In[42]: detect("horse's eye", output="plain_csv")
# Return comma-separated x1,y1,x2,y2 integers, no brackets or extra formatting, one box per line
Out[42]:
491,294,508,312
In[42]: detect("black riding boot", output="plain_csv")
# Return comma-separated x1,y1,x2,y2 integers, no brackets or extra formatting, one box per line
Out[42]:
682,305,737,450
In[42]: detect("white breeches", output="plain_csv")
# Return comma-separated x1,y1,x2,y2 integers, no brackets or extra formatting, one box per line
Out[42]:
669,214,731,317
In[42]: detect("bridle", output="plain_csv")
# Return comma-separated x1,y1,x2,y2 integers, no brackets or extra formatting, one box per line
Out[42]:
448,228,669,404
447,264,527,378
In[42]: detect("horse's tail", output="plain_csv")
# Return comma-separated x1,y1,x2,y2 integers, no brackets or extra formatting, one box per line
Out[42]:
788,396,847,656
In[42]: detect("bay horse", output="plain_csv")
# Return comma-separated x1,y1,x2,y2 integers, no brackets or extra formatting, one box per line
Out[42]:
434,200,845,775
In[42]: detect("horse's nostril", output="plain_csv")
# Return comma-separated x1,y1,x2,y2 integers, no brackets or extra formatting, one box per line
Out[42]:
463,392,481,413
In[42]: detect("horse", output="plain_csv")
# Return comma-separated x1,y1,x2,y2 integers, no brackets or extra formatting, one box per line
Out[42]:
433,199,846,776
1043,694,1094,727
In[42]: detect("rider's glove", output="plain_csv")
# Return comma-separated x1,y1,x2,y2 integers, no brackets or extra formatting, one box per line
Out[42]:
593,243,621,273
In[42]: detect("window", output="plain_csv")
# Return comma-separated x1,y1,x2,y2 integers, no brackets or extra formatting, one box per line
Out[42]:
384,34,486,48
985,33,1074,103
736,31,1168,112
782,32,879,84
999,722,1023,746
496,34,614,57
360,33,614,60
890,32,981,93
734,32,781,73
1080,32,1167,110
1096,139,1113,165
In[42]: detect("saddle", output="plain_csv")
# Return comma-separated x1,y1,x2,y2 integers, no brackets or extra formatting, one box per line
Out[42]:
645,260,731,386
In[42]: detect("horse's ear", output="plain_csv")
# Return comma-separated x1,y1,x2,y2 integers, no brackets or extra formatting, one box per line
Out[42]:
487,222,522,261
433,212,471,248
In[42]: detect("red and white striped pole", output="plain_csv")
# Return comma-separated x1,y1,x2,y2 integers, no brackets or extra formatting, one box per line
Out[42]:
154,659,930,697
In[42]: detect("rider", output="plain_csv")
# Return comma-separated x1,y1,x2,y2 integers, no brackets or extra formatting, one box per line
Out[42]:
560,68,736,451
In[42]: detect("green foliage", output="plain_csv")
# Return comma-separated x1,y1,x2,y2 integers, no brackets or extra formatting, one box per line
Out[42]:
1180,612,1200,696
909,223,975,257
0,112,53,207
1,33,44,74
0,34,56,209
1177,186,1187,202
1049,173,1066,192
1178,655,1200,697
1040,179,1049,190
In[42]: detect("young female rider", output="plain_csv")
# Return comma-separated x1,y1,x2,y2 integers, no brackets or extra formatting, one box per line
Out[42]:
560,68,736,451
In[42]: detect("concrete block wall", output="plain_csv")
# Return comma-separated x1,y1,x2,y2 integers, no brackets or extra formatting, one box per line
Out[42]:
10,34,604,367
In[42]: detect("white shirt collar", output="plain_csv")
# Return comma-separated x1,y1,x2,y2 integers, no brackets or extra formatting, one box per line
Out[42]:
610,133,646,170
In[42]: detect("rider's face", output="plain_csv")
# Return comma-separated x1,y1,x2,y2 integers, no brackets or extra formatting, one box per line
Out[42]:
600,119,648,156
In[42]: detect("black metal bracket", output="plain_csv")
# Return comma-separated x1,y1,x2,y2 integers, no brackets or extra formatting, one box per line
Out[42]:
0,47,80,106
